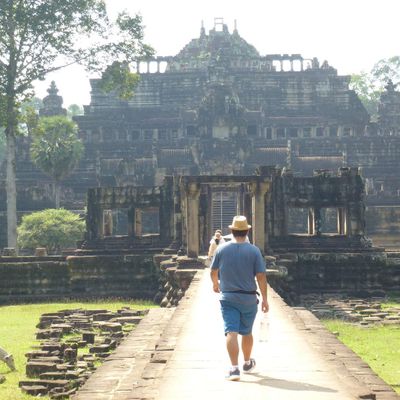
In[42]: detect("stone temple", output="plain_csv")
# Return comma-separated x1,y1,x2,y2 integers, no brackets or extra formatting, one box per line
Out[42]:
1,18,400,248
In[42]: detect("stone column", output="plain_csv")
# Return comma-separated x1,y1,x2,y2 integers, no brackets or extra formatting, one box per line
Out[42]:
308,208,315,235
160,176,174,242
127,207,134,237
134,209,142,237
186,182,201,257
314,207,322,236
250,181,269,253
337,207,347,235
103,210,113,237
347,203,365,236
243,191,253,242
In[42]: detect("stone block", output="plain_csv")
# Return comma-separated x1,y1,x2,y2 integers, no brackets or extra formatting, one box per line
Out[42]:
112,316,142,324
92,313,117,321
64,348,77,362
89,344,110,354
26,361,58,377
82,332,95,344
51,324,73,334
20,379,69,390
2,248,17,256
41,343,65,353
97,322,122,332
36,329,63,340
20,384,48,396
39,372,66,380
25,350,51,359
34,247,48,257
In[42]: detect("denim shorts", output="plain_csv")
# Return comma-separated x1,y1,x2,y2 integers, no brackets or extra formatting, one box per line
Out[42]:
220,300,258,336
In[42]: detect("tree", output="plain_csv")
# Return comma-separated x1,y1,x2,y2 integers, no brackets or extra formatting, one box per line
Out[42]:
0,128,5,164
0,1,153,249
67,104,84,118
17,208,85,253
0,97,39,164
350,72,382,119
371,56,400,86
351,57,400,121
31,116,84,208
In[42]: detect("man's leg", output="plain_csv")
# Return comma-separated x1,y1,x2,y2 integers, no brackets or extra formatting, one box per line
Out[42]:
226,332,239,366
241,333,253,361
238,303,258,372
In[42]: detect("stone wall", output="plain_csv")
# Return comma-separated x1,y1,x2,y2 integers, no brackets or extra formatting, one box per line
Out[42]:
0,259,70,302
0,254,160,304
366,205,400,248
67,255,159,298
270,252,400,305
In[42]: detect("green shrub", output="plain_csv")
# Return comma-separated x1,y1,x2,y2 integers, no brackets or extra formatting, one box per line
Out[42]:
18,209,85,252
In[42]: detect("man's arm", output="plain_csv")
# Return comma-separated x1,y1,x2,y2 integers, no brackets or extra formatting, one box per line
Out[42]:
208,241,216,259
256,272,269,313
210,268,220,293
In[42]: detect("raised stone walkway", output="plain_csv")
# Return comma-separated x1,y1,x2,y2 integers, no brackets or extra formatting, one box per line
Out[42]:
74,270,399,400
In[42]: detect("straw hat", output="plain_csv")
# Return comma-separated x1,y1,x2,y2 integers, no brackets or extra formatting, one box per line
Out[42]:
228,215,251,230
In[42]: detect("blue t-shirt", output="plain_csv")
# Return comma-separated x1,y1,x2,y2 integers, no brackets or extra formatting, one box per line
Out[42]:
210,241,266,305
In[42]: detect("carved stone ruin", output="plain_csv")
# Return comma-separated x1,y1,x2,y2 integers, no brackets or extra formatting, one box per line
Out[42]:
82,167,370,257
2,19,400,248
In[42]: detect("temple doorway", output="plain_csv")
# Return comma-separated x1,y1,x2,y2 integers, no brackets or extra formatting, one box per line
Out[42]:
211,191,239,235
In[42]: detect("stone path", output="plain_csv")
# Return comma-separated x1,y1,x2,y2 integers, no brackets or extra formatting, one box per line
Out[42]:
154,271,365,400
74,270,400,400
72,307,175,399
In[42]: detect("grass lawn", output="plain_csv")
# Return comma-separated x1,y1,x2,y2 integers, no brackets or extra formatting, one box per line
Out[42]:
323,320,400,394
0,300,156,400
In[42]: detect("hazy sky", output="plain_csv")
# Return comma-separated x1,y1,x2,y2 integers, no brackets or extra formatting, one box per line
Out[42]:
35,0,400,107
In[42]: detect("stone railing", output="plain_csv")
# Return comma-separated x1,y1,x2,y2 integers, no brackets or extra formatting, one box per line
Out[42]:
153,255,204,307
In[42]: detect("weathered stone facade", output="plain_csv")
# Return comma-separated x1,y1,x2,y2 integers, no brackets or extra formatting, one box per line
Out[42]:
81,167,370,256
1,167,400,304
1,20,400,248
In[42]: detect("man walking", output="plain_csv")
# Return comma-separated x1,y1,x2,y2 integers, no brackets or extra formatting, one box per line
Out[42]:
210,215,269,381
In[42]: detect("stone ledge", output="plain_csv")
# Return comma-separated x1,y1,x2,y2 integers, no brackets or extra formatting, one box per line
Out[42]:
128,270,204,400
71,307,175,400
289,298,400,400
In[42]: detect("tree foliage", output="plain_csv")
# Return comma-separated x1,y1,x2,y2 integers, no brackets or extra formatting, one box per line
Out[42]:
0,0,153,247
17,209,85,252
350,72,382,118
351,56,400,121
67,104,84,118
31,116,84,208
98,61,140,100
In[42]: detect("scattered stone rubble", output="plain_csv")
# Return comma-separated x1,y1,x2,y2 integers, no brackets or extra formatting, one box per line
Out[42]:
300,294,400,326
20,307,148,399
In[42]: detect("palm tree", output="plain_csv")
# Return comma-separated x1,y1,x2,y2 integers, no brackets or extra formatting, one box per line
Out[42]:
30,116,84,208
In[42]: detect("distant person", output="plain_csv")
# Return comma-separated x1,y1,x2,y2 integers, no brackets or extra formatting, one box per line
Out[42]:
208,229,225,260
223,233,250,243
210,215,268,381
